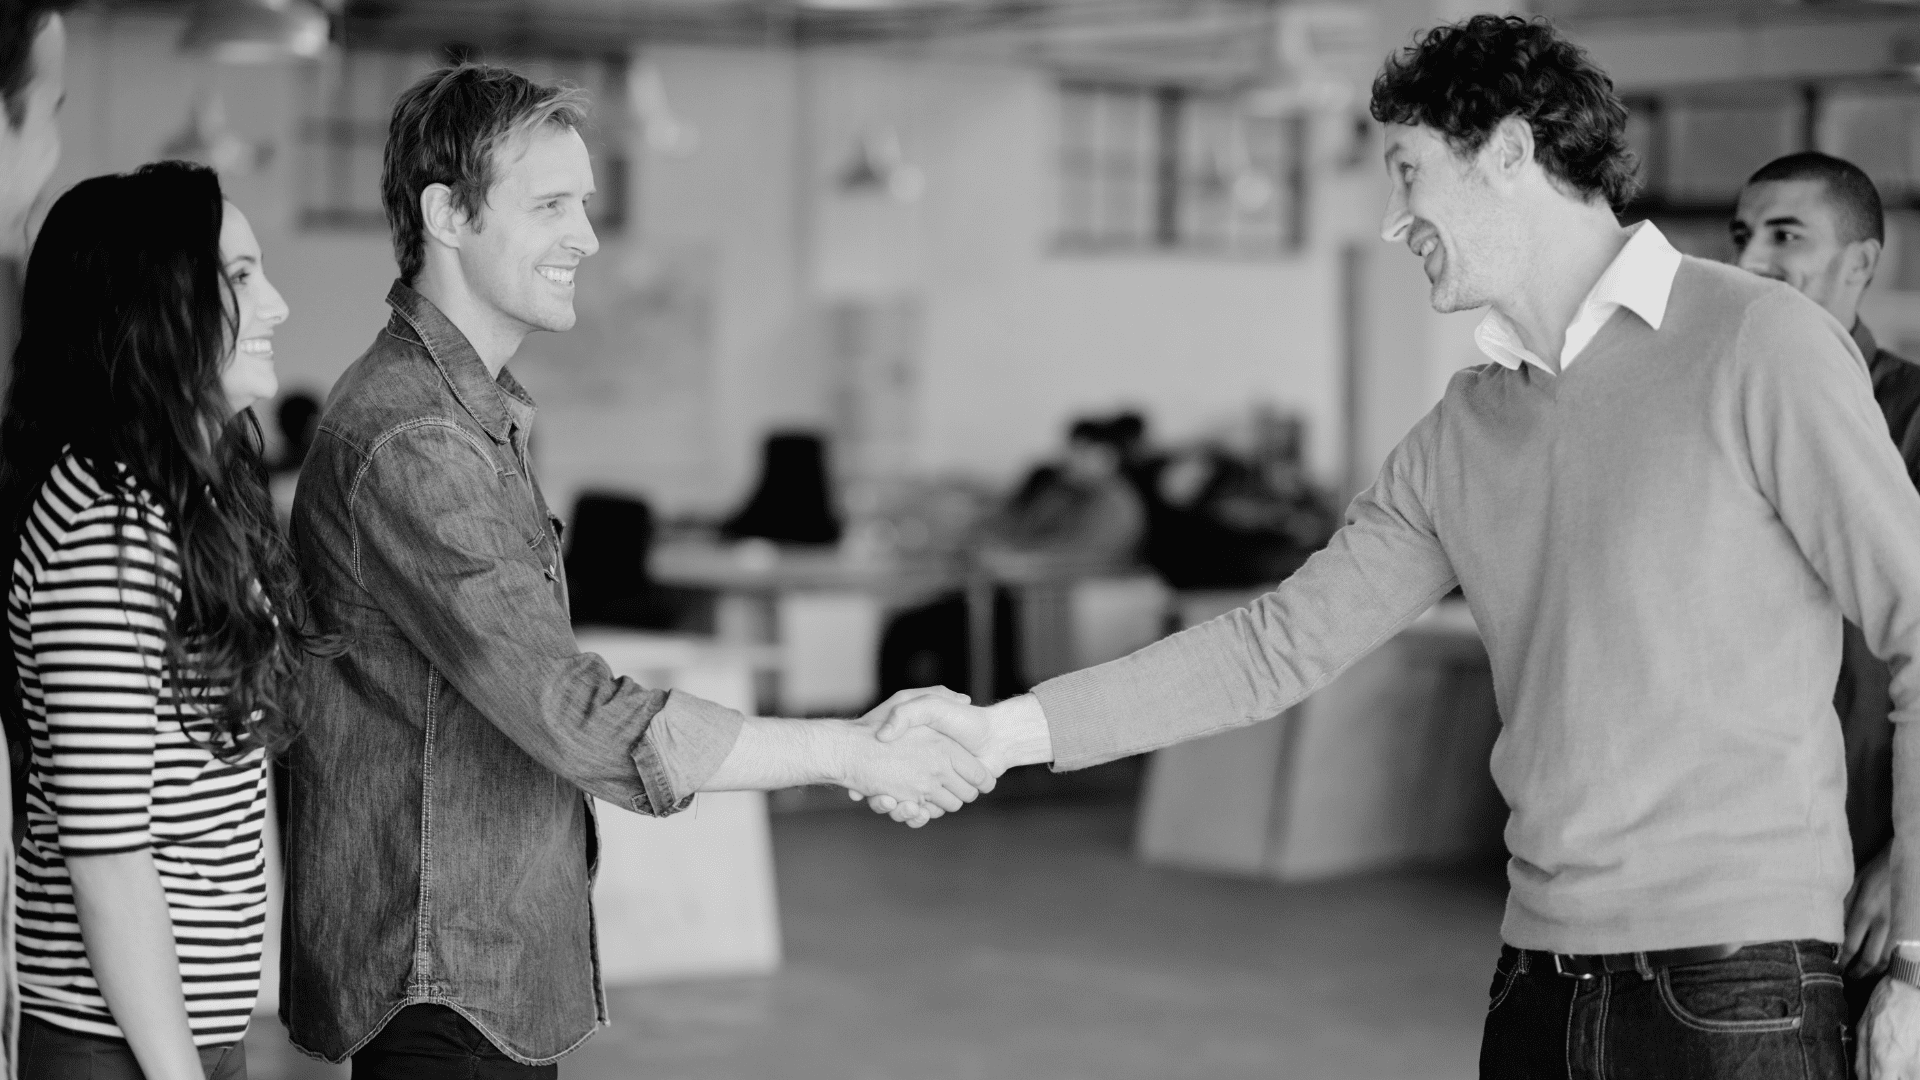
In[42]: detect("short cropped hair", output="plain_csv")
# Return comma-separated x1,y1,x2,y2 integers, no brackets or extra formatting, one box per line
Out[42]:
1369,14,1640,211
0,0,72,130
381,63,589,284
1746,152,1884,246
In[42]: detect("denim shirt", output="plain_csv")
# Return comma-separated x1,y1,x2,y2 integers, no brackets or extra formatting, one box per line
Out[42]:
282,282,745,1065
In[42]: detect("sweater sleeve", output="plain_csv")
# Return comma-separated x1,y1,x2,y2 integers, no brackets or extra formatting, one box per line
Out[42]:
1736,295,1920,941
1034,403,1460,771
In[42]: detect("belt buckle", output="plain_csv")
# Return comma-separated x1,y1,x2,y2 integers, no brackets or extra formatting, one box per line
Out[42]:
1552,954,1595,980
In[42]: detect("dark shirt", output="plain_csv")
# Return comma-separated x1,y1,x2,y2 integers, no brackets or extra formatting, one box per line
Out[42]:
283,283,744,1064
1837,320,1920,867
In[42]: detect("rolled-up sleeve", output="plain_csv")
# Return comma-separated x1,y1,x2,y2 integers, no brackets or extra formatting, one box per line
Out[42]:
350,422,743,815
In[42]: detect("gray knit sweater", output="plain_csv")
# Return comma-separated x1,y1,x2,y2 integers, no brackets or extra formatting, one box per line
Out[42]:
1035,257,1920,954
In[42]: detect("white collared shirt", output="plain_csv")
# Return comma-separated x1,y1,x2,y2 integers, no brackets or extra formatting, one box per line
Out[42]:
1473,220,1684,375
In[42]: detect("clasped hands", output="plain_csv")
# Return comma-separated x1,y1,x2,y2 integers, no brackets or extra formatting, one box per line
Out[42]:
836,687,1027,828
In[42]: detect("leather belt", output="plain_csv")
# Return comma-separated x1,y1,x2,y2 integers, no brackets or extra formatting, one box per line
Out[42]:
1521,942,1747,980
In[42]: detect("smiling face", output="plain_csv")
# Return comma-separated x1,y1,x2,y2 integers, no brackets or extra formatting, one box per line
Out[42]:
0,13,64,259
1379,123,1524,314
1731,179,1873,326
218,201,289,414
456,123,598,337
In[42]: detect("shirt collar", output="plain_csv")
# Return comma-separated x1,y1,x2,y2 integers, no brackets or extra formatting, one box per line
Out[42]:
384,280,536,445
1473,220,1684,371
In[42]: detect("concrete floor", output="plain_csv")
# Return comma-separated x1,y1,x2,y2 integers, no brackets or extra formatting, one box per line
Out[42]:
247,797,1507,1080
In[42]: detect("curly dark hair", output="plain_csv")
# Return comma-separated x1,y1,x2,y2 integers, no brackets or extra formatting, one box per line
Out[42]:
1369,14,1640,211
381,63,589,284
0,161,331,763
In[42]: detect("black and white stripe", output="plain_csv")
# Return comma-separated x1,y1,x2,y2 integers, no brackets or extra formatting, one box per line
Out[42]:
9,452,266,1046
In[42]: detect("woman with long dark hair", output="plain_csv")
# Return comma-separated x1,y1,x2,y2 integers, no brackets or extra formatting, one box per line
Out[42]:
0,161,315,1080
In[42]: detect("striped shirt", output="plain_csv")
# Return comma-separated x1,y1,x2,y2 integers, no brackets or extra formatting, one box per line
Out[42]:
9,453,266,1046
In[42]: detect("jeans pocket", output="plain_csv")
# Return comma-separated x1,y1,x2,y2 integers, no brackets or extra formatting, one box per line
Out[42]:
1488,953,1523,1013
1657,954,1805,1034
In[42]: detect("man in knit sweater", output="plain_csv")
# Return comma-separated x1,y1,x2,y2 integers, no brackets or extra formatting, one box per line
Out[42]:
1733,154,1920,1027
870,16,1920,1077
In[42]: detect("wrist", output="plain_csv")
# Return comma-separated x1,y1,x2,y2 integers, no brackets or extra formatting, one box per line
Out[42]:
1888,946,1920,989
819,719,862,789
984,694,1053,771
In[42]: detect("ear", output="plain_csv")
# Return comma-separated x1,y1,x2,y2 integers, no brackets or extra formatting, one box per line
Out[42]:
1847,237,1883,291
418,183,464,252
1484,115,1535,181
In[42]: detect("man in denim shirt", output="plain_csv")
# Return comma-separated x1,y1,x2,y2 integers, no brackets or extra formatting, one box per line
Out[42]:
284,64,994,1079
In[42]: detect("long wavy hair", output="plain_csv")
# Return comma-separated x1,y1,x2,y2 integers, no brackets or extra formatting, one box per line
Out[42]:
0,160,323,765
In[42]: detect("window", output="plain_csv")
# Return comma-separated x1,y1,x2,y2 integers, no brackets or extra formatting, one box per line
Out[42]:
1624,82,1920,213
1058,81,1305,256
1621,82,1920,263
297,48,630,234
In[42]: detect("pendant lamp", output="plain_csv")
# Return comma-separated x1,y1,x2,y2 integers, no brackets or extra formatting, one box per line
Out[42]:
180,0,329,63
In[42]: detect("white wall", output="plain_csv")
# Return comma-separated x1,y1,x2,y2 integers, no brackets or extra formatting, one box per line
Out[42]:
802,50,1352,484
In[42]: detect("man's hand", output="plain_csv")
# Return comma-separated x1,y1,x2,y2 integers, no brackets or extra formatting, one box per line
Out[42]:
1858,968,1920,1078
882,694,998,763
835,711,993,827
1849,845,1897,978
853,693,1054,826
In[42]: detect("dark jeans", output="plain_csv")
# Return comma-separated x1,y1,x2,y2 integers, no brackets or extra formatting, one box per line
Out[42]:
18,1013,246,1080
1481,940,1849,1079
351,1005,557,1080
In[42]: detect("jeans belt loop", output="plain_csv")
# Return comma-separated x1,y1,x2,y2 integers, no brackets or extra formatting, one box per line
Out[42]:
1633,951,1654,981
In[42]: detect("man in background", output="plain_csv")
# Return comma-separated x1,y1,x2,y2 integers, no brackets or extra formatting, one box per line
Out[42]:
0,1,66,1071
1733,151,1917,1019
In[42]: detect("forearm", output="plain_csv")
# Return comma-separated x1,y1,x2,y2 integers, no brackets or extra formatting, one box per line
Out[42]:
68,851,202,1080
700,717,849,792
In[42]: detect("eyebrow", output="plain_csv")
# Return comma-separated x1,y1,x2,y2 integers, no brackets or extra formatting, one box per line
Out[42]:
1760,215,1807,228
224,254,258,267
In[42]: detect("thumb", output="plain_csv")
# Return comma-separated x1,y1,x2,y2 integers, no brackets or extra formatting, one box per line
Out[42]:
876,695,942,742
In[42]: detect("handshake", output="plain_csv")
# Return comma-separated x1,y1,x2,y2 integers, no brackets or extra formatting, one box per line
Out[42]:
834,687,1054,828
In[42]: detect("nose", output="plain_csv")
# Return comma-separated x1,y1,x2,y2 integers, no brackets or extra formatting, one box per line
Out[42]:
1734,241,1772,277
1381,184,1411,244
258,275,289,327
569,206,600,260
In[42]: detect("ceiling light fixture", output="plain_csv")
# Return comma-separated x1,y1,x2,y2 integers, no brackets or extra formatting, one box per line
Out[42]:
180,0,329,63
629,63,699,156
160,92,275,175
839,129,925,202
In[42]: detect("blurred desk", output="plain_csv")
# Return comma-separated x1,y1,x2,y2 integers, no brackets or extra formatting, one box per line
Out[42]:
651,540,963,713
965,551,1172,699
575,629,782,984
1135,593,1505,881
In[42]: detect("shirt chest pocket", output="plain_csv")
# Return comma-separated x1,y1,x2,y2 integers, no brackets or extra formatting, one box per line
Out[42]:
527,513,568,610
490,445,567,606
